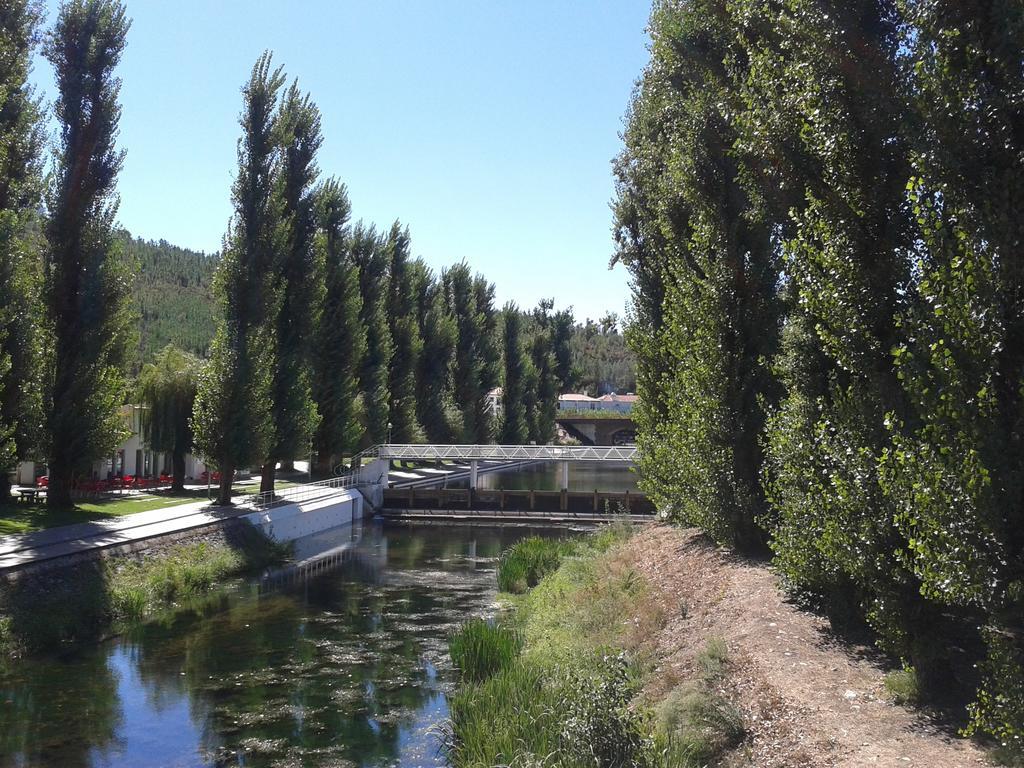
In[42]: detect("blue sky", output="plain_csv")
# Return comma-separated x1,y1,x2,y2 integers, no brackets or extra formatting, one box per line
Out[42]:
30,1,650,322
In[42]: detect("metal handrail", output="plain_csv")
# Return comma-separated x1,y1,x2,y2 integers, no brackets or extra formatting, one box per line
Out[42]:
247,474,359,512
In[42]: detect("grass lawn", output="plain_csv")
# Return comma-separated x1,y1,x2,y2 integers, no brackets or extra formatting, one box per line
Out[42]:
0,490,211,536
0,480,305,536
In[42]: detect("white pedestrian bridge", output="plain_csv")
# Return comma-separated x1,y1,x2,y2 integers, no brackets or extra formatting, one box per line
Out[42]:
356,443,638,463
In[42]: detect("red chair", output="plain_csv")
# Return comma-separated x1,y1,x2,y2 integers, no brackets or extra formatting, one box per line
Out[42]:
36,476,48,488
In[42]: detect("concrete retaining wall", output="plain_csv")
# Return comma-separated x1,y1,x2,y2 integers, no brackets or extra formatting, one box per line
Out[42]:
243,488,363,542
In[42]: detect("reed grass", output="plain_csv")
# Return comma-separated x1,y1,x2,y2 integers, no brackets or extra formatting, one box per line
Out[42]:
448,618,522,683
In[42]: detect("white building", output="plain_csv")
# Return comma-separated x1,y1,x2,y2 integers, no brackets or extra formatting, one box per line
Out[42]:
9,404,207,486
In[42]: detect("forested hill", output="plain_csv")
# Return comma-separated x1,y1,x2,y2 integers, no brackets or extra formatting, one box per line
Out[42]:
124,234,219,363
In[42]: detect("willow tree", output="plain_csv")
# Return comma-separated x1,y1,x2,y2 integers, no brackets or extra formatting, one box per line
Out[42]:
139,346,201,492
259,82,324,493
0,0,44,499
193,53,284,505
311,179,365,475
44,0,135,509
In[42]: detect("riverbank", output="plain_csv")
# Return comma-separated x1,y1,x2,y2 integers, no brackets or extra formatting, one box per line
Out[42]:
0,519,289,658
446,524,994,767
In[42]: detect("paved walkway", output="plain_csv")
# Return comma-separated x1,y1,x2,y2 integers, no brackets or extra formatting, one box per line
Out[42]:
0,495,258,572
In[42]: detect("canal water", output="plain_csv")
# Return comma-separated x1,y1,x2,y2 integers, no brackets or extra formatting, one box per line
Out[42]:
451,460,639,493
0,522,567,768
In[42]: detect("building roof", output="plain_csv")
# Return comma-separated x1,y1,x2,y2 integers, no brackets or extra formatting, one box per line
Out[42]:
598,393,638,403
559,393,600,402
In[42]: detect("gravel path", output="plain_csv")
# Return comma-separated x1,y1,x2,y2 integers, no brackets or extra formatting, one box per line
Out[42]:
619,525,992,768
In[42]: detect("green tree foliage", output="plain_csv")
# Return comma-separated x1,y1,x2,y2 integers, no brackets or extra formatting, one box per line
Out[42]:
192,53,284,505
445,264,499,443
0,0,44,498
620,0,1024,743
126,234,217,364
613,0,782,551
571,319,636,396
416,269,461,443
43,0,135,508
311,179,365,475
881,0,1024,743
259,81,324,492
499,304,530,444
550,306,578,393
352,223,392,444
527,302,559,445
138,345,202,492
384,221,424,443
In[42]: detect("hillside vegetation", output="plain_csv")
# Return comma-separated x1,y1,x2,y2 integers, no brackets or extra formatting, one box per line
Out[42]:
125,234,219,364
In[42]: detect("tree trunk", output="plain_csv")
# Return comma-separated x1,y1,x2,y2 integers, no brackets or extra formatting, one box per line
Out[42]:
172,449,186,493
0,474,11,500
217,465,234,506
48,464,74,509
260,462,276,494
315,452,333,478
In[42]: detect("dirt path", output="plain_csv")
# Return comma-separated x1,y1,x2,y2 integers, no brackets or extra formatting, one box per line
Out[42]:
618,525,992,768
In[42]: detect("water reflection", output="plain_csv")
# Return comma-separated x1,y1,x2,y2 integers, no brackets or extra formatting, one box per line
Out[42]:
0,522,556,767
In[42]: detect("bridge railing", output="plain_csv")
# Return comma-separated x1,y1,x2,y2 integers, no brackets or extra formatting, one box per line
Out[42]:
356,443,638,463
246,474,360,512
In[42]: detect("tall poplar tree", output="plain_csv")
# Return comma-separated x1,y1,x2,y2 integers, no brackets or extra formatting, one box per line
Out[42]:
259,82,324,493
527,303,559,445
499,304,530,444
44,0,134,509
613,0,782,550
311,179,365,475
884,0,1024,740
192,53,284,505
385,221,424,443
416,274,459,443
0,0,44,499
352,223,392,444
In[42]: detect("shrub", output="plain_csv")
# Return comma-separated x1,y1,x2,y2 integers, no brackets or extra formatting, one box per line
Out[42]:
557,652,653,767
448,618,522,683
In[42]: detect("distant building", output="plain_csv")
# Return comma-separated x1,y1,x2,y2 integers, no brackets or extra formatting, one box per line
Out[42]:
557,393,637,415
486,387,504,416
8,404,208,486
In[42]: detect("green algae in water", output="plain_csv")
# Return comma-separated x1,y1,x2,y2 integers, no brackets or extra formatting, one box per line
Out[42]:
0,522,570,768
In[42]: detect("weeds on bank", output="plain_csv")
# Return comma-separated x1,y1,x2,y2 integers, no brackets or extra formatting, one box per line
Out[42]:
0,523,290,657
447,524,747,767
883,665,921,706
653,637,744,765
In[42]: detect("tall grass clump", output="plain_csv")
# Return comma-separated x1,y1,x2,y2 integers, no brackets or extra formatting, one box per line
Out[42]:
654,638,743,766
497,536,577,593
448,618,522,683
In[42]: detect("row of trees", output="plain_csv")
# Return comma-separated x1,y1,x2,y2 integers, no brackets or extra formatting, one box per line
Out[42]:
188,54,581,504
615,0,1022,746
0,1,592,509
